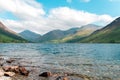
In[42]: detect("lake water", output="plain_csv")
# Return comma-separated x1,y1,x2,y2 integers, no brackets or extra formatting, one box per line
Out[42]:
0,43,120,79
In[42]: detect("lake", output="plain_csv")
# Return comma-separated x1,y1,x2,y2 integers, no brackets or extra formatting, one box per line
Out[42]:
0,43,120,79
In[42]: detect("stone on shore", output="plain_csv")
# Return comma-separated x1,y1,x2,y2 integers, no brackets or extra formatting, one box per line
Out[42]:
39,72,52,77
19,67,29,76
2,66,11,72
6,59,15,63
4,72,15,77
63,77,68,80
2,66,29,76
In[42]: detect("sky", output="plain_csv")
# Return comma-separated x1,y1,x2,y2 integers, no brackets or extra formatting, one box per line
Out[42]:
0,0,119,34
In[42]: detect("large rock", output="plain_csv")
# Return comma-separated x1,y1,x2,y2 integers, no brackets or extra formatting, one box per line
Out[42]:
4,72,15,77
2,66,29,76
12,66,20,73
2,66,12,72
63,77,68,80
39,72,52,77
6,59,15,63
19,67,29,76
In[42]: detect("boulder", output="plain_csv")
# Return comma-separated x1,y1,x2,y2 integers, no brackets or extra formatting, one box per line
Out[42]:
6,59,15,63
39,72,52,77
4,72,15,77
2,66,29,76
19,67,29,76
11,66,19,73
56,76,62,80
2,66,11,72
2,66,19,72
63,77,68,80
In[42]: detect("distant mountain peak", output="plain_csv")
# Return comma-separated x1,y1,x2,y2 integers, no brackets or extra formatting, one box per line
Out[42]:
19,30,41,42
22,30,36,33
104,17,120,29
80,24,102,30
23,30,31,32
115,17,120,20
112,17,120,23
85,24,97,26
84,24,101,27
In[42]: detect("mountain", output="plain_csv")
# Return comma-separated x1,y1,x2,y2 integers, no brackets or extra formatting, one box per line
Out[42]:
39,28,79,42
80,17,120,43
19,30,41,42
53,24,101,43
0,22,27,43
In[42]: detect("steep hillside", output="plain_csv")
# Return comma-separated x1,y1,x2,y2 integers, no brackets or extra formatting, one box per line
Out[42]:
52,24,101,43
0,22,27,43
80,17,120,43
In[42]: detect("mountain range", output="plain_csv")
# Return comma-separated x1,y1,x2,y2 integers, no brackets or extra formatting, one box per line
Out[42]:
20,27,79,43
0,17,120,43
54,24,101,43
20,24,100,43
0,22,27,43
38,27,79,42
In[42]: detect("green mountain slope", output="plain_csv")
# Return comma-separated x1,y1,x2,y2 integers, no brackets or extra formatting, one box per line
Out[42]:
39,28,79,42
52,24,101,43
80,17,120,43
0,22,27,43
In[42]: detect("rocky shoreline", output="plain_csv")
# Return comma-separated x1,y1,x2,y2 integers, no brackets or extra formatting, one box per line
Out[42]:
0,56,112,80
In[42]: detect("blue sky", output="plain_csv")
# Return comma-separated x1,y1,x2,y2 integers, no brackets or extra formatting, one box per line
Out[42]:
0,0,119,34
37,0,119,17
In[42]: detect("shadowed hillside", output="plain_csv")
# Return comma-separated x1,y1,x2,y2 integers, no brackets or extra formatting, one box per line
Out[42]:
0,22,27,43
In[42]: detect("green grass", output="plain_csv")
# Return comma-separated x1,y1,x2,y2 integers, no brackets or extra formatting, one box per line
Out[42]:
80,27,120,43
0,34,26,43
0,30,27,43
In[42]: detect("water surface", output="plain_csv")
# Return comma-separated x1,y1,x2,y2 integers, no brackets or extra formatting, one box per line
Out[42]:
0,43,120,79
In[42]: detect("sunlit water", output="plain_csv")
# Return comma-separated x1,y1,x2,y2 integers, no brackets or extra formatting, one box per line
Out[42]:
0,43,120,79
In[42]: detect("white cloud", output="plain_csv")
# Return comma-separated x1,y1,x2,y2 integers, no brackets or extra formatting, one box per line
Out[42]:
0,0,45,19
47,7,113,30
0,0,114,34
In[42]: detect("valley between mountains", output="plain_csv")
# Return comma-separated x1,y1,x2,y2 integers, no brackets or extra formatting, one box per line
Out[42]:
0,17,120,43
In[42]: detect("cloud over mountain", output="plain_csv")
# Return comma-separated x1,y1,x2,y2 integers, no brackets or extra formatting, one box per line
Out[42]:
0,0,114,34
